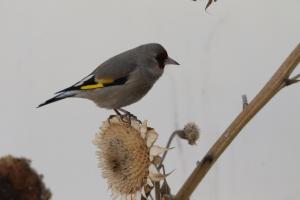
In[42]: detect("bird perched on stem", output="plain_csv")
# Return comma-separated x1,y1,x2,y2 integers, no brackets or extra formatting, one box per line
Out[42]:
38,43,179,115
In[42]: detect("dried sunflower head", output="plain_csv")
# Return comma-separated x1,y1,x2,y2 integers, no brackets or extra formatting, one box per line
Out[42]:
93,116,168,199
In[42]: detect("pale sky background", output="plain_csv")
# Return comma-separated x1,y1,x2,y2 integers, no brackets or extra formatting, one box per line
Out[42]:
1,0,300,199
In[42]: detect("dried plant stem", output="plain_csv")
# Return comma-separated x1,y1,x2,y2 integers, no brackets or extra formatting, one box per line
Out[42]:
154,182,161,200
158,131,180,170
242,94,248,109
174,43,300,200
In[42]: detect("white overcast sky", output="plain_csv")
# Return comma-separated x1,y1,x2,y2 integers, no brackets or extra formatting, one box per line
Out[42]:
1,0,300,199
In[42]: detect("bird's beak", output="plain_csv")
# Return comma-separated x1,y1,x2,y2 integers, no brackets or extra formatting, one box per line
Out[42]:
165,57,180,65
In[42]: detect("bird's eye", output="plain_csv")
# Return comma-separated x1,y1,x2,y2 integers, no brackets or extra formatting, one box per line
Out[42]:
155,52,167,69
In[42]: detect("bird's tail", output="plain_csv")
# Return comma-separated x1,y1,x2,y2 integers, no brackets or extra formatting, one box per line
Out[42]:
37,92,76,108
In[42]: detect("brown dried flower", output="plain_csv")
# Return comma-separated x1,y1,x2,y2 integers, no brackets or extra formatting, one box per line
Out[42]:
0,155,51,200
94,116,169,199
177,122,200,145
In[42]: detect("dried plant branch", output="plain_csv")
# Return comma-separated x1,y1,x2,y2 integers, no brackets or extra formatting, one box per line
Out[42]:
149,194,154,200
283,73,300,86
154,182,161,200
290,73,300,81
242,94,248,109
193,0,218,10
205,0,217,10
160,165,172,198
174,43,300,200
158,131,179,170
159,123,200,171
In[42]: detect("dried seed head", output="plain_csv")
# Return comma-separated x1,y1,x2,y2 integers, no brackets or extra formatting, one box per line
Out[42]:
94,116,169,199
0,155,51,200
178,122,200,145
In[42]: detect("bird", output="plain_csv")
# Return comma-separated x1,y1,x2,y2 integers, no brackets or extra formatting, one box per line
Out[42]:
38,43,179,115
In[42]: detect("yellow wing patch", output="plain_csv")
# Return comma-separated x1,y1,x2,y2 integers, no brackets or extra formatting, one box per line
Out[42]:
80,78,114,90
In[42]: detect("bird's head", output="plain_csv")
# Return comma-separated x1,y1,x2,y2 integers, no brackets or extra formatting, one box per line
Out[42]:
139,43,180,69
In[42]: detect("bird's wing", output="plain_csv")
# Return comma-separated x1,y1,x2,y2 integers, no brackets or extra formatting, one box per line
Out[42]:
56,51,137,93
93,50,138,80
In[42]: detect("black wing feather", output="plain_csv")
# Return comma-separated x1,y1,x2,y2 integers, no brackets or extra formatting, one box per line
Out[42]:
55,75,128,94
55,74,97,94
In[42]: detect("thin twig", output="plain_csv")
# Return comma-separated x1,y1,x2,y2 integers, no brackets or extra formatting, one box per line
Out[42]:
149,194,154,200
160,165,171,197
290,73,300,81
154,182,161,200
242,94,248,110
158,131,180,170
174,43,300,200
204,0,217,10
283,73,300,86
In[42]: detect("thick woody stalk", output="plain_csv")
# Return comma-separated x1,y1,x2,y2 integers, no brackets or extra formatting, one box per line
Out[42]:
174,43,300,200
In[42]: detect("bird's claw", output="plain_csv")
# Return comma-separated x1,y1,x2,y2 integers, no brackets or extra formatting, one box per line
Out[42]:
113,109,141,124
124,112,142,124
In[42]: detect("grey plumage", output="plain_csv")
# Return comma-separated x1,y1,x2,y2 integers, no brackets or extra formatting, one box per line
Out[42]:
38,43,179,111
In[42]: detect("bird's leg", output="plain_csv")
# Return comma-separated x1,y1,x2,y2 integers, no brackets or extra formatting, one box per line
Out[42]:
108,109,121,122
114,109,122,115
118,108,138,119
110,108,131,124
117,108,142,124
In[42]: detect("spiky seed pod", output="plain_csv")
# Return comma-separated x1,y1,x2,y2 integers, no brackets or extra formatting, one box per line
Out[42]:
178,122,200,145
94,116,169,200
